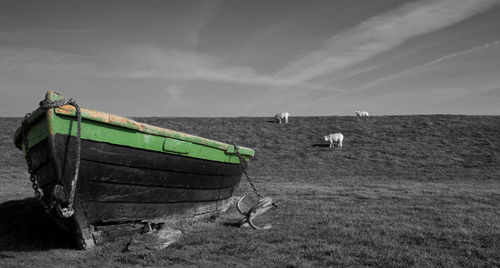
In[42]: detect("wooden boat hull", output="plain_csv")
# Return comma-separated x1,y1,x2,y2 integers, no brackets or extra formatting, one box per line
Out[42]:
14,91,254,249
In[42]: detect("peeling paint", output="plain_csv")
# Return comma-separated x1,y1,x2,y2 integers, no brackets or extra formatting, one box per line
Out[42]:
53,105,253,156
13,91,255,162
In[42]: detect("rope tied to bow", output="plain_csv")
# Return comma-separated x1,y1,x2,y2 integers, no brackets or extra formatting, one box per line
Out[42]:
38,98,82,217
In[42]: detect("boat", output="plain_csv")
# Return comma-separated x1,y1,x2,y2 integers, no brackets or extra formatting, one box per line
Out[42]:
13,90,255,249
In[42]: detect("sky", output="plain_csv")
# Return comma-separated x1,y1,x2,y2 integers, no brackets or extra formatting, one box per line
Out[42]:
1,0,499,117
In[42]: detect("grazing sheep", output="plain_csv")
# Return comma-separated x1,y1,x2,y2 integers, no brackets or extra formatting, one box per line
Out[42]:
274,112,289,124
324,133,343,148
355,110,369,117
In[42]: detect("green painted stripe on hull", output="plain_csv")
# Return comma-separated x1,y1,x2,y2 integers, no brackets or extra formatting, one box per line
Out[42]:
53,107,254,157
51,114,247,164
17,116,50,155
14,91,254,164
53,134,243,177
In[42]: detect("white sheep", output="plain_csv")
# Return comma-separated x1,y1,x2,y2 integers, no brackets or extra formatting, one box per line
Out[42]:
274,112,289,124
324,133,343,148
355,110,369,117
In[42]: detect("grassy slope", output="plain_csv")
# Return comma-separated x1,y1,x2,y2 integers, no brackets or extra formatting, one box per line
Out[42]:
0,115,499,267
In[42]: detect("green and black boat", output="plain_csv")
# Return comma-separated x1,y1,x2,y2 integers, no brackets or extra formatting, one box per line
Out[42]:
14,90,254,249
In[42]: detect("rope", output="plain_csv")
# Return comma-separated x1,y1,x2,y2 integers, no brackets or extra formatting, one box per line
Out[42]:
231,143,263,199
39,98,82,217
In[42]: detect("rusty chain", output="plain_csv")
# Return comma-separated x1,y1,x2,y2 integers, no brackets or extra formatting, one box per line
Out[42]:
22,98,81,217
21,112,45,209
232,144,263,200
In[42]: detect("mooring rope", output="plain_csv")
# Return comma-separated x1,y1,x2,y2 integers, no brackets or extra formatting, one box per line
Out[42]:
39,98,82,217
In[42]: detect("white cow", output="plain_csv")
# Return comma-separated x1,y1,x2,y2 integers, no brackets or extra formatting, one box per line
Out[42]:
274,112,289,124
324,133,343,148
355,110,369,117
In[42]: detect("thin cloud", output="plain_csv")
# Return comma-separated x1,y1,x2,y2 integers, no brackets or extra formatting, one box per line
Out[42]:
359,40,500,90
0,47,98,76
276,0,500,84
264,39,500,115
122,45,295,87
177,1,220,47
1,28,95,34
247,0,500,113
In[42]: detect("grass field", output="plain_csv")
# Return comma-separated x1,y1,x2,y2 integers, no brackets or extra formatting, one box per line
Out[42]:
0,115,499,267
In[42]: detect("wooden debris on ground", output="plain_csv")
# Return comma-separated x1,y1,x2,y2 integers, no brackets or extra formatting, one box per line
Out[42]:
127,222,182,251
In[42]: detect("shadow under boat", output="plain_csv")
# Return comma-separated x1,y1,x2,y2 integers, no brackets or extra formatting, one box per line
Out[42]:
0,198,77,251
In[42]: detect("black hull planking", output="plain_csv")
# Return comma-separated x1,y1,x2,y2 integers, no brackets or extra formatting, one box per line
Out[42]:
29,134,243,248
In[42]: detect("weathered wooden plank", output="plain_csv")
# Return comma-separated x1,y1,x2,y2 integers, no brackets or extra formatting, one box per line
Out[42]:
34,160,58,187
93,223,145,243
28,139,52,170
53,134,243,176
77,181,235,203
78,160,241,189
71,194,96,249
82,198,233,223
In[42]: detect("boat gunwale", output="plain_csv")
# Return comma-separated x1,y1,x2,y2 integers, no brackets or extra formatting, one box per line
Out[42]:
14,91,254,157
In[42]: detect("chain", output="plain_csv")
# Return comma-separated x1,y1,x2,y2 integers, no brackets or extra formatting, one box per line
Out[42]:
21,112,46,208
39,98,81,217
232,144,263,200
22,98,81,217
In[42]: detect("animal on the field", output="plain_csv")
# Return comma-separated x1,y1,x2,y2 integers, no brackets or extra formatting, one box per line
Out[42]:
324,133,343,148
355,110,369,117
274,112,289,124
